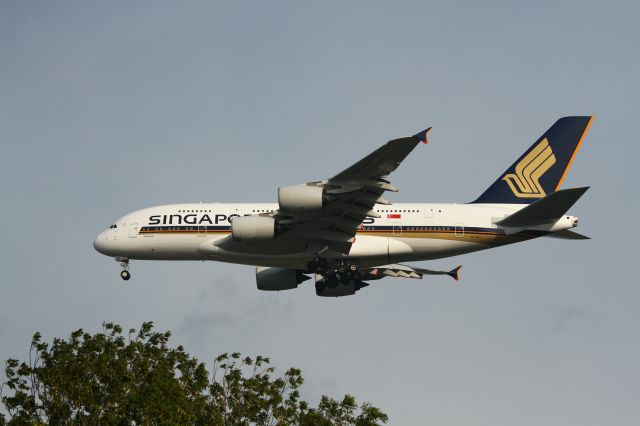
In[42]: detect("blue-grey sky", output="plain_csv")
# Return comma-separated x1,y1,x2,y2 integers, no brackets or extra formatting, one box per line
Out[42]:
1,1,639,424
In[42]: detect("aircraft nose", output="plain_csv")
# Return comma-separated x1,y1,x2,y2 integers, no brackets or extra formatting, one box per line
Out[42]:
93,231,110,255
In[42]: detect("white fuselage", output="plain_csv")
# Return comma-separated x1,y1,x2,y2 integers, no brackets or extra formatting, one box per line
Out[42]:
94,202,578,269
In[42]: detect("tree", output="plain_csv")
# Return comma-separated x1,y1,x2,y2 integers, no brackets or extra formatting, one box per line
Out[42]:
1,322,387,425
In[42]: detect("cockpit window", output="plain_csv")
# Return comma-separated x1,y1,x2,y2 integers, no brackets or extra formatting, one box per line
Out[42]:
109,224,118,229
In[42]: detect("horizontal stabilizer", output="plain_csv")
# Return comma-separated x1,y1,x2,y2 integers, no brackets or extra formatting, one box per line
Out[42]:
496,187,589,228
546,229,591,240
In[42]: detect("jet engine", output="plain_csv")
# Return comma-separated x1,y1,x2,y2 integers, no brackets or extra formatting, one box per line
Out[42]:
231,216,278,242
256,267,310,291
278,185,326,212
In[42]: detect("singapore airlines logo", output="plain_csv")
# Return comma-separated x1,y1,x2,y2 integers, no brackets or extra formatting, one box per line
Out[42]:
502,138,556,198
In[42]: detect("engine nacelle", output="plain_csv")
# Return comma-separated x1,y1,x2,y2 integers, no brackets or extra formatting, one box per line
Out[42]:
278,185,326,212
256,267,310,291
314,275,369,297
231,216,278,242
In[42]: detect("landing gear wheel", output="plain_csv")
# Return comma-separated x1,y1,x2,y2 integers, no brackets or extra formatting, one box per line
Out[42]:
306,260,318,273
326,276,339,289
337,264,346,274
348,263,358,272
116,257,131,281
317,258,328,270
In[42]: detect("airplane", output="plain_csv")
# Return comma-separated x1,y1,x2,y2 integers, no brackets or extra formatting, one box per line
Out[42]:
94,116,593,297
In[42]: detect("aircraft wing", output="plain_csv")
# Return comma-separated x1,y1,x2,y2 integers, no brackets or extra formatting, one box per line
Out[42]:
362,264,461,281
275,128,431,254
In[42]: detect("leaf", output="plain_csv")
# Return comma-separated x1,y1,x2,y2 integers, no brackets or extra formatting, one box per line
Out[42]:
0,322,388,425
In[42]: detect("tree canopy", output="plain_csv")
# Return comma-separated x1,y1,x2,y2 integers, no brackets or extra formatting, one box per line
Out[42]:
0,322,387,425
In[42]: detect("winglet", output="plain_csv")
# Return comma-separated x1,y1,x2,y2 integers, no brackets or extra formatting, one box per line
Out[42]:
448,265,462,281
413,127,432,144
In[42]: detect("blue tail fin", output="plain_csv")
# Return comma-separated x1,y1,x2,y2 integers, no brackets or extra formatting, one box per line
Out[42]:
472,116,593,204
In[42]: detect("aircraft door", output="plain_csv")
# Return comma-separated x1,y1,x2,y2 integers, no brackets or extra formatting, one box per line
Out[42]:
455,224,464,237
128,223,139,238
387,212,402,237
198,223,208,237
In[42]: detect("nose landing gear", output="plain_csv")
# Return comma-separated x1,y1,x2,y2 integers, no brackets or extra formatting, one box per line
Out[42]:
116,257,131,281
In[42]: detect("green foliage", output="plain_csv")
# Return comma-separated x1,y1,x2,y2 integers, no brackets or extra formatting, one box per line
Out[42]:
1,322,387,425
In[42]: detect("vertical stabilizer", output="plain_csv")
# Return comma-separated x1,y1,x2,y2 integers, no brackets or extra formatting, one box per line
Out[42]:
473,116,593,204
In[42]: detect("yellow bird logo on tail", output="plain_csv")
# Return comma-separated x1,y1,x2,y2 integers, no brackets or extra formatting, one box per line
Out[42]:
502,138,556,198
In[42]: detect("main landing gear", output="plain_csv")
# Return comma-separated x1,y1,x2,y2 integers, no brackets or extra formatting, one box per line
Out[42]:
314,260,366,296
313,260,361,288
117,257,131,281
306,257,328,273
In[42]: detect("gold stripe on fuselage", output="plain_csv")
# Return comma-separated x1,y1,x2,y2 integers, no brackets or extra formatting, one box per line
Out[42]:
137,229,534,247
357,229,531,246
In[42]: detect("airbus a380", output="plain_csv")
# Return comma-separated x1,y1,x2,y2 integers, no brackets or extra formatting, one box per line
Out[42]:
94,116,592,297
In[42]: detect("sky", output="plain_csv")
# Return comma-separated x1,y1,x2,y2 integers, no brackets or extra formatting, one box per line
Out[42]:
1,1,639,424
